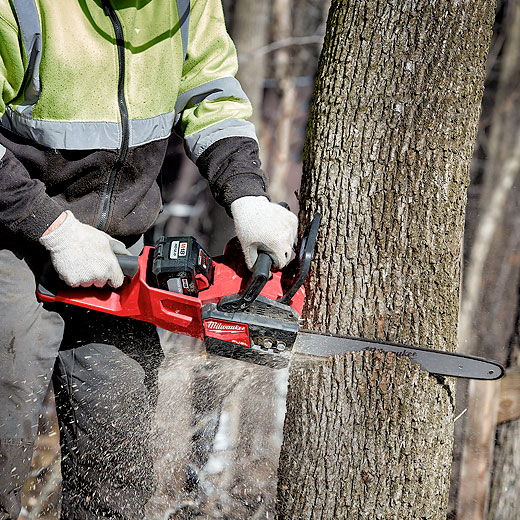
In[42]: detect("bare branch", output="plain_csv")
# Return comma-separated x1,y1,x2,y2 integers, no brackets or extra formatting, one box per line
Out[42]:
239,34,325,60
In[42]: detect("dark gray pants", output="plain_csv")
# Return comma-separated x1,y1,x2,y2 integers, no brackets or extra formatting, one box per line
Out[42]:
0,242,164,519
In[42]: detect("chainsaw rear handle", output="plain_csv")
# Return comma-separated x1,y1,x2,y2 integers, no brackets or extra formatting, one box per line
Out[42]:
37,254,139,299
116,254,139,278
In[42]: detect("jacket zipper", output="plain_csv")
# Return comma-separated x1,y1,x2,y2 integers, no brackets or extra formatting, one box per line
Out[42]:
98,0,130,231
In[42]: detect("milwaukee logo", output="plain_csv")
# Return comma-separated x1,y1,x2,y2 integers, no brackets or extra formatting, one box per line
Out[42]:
205,320,247,334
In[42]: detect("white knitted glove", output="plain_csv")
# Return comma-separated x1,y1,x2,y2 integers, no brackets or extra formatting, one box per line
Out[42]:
231,196,298,270
39,210,129,288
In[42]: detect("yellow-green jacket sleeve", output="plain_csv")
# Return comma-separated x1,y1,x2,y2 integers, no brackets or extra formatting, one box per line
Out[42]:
174,0,258,161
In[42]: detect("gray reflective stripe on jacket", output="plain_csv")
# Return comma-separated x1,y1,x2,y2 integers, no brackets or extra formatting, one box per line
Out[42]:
175,76,258,160
174,77,250,117
11,0,42,114
177,0,190,60
0,143,5,160
1,109,176,150
184,118,257,161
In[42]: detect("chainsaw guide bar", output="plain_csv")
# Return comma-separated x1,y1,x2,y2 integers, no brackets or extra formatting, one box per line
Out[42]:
292,331,504,380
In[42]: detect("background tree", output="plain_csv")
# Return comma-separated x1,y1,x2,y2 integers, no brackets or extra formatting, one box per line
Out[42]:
276,1,495,518
455,0,520,517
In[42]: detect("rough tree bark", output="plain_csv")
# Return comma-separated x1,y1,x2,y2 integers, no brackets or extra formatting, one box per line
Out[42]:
276,1,495,518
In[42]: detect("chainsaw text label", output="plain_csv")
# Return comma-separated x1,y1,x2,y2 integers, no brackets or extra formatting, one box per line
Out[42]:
204,319,250,348
365,346,418,359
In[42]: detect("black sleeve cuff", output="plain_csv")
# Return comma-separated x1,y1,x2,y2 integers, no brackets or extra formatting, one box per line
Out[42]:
12,190,65,241
196,136,270,214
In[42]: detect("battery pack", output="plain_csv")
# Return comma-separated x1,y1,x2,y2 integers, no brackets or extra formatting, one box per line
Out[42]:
152,236,214,296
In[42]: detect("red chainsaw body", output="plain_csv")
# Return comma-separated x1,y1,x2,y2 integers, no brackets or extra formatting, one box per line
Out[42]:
37,245,306,343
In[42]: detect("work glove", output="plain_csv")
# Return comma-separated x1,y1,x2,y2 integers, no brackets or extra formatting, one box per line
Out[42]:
231,196,298,270
39,210,129,288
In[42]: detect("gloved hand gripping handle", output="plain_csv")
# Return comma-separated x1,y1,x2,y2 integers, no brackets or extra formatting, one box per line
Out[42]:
217,211,322,313
216,202,294,313
38,255,140,298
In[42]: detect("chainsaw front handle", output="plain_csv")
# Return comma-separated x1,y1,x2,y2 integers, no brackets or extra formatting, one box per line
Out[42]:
216,201,291,313
216,251,272,313
216,211,321,313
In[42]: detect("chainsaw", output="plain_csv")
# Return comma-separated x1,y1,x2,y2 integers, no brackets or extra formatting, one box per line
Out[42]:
37,214,504,380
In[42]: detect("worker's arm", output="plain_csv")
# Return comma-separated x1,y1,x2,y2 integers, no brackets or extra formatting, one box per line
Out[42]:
174,0,267,207
0,13,65,241
0,14,125,287
175,0,297,268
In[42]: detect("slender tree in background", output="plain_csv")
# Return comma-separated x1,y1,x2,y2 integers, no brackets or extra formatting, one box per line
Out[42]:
269,0,296,202
276,1,495,518
232,0,271,131
467,0,520,517
488,300,520,519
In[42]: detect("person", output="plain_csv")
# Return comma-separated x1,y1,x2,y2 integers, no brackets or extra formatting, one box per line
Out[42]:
0,1,298,518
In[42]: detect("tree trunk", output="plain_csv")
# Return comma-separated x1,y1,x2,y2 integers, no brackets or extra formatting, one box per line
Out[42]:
276,1,495,518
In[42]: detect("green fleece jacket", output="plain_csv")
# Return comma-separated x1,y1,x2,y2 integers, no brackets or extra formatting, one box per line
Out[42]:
0,0,268,241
